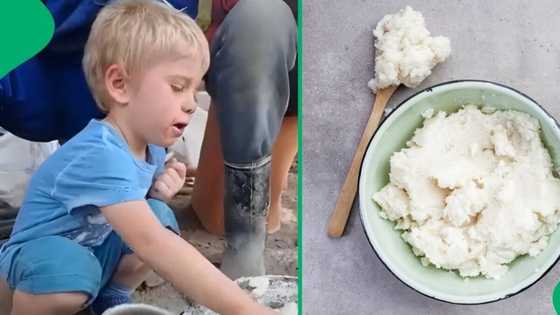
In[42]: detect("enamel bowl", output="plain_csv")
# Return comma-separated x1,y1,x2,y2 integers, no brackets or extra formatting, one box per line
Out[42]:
103,303,172,315
358,80,560,304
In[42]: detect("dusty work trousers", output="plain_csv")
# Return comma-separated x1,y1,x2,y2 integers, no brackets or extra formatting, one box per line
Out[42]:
206,0,297,278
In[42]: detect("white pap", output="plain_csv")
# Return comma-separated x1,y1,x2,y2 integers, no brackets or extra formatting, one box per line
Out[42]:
373,106,560,279
368,6,451,92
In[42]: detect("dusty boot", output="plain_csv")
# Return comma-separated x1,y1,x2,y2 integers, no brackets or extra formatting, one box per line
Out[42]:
220,159,270,279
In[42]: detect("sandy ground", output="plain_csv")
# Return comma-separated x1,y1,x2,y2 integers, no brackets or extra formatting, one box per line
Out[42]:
130,162,298,313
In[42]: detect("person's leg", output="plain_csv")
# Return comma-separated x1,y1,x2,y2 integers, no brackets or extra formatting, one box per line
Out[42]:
268,116,298,234
97,198,180,292
191,105,225,235
191,113,297,236
4,236,102,315
89,230,140,315
109,254,151,290
207,0,297,279
268,38,298,234
90,246,150,315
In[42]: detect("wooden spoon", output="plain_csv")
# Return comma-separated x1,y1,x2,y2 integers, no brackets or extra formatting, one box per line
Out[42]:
327,84,399,237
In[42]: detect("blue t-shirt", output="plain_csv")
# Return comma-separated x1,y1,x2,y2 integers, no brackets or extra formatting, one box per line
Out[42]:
0,119,165,273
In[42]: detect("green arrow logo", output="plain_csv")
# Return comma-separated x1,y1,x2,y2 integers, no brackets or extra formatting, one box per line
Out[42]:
0,1,54,77
553,281,560,314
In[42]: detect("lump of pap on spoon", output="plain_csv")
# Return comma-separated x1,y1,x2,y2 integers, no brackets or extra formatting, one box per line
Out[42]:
369,6,451,92
373,106,560,279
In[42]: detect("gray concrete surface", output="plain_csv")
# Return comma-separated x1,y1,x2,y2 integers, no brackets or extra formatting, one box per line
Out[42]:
303,1,560,314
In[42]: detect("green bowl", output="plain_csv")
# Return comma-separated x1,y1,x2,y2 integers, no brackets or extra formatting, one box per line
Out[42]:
358,80,560,304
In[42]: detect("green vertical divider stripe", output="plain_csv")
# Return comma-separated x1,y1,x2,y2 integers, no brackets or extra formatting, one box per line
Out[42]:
0,1,54,77
297,0,303,314
554,281,560,314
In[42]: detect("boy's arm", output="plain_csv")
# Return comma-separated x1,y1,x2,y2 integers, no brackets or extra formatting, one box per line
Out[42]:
101,200,276,315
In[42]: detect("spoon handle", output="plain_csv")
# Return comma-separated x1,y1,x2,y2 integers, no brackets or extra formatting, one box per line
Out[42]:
327,85,398,237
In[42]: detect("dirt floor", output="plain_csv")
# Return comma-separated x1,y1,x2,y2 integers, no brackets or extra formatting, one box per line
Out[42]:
130,161,298,313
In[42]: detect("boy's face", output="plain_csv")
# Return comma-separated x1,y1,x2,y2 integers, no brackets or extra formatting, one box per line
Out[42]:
126,46,205,147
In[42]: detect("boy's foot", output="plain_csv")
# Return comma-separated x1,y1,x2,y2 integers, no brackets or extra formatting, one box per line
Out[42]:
90,283,132,315
91,295,131,315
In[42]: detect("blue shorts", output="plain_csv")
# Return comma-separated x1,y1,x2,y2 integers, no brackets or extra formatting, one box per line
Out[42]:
0,199,178,304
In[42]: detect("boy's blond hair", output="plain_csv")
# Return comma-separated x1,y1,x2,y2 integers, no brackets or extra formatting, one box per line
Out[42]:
83,0,210,112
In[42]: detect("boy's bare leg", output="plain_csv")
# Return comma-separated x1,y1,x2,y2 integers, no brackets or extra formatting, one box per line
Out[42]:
191,105,225,235
0,277,12,315
89,252,154,315
11,290,88,315
110,253,152,290
268,116,297,234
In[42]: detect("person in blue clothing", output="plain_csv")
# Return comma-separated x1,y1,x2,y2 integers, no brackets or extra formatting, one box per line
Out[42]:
0,1,278,314
0,0,297,281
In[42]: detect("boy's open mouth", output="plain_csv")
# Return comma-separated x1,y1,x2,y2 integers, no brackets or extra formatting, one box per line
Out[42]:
173,122,187,130
172,122,187,136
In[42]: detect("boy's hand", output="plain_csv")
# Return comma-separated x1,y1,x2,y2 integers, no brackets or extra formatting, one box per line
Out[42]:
149,158,187,202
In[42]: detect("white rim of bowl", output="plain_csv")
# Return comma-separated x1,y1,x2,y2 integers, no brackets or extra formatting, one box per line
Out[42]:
102,303,172,315
358,80,560,304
